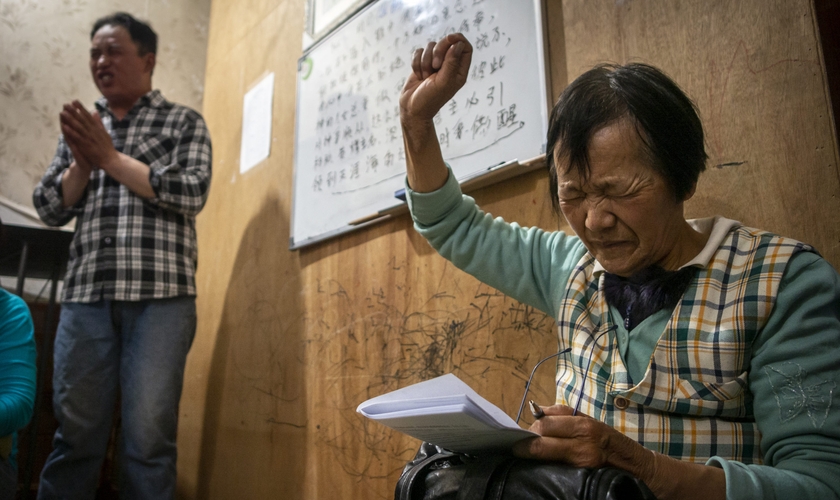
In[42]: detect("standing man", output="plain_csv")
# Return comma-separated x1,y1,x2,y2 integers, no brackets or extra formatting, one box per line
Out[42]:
32,12,211,499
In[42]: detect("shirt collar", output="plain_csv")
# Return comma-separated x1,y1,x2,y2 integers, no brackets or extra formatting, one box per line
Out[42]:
94,89,165,117
592,216,741,276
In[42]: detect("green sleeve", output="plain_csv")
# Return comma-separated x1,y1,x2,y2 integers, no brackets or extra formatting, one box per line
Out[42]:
707,252,840,499
405,168,587,318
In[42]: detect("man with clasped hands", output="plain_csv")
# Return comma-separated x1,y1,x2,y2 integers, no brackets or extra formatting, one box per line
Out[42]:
33,12,211,499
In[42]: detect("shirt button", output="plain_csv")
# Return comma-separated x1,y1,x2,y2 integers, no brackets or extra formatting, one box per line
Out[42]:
104,237,113,245
613,397,629,409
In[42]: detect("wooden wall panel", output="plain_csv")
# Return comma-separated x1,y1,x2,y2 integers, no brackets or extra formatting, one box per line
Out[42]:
561,0,840,266
294,171,560,499
178,0,308,497
179,0,839,498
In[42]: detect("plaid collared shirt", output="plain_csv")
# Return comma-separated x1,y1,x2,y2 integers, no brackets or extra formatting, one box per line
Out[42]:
554,225,812,463
33,90,212,302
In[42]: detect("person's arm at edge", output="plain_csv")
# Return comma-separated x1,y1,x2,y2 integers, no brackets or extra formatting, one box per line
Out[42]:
0,292,36,437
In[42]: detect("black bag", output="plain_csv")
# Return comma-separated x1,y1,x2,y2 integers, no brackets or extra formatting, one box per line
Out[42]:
395,442,657,500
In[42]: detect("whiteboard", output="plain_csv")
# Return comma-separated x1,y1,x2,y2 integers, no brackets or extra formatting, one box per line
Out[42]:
291,0,549,249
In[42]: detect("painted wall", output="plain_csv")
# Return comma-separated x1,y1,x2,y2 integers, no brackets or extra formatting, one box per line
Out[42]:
0,0,211,209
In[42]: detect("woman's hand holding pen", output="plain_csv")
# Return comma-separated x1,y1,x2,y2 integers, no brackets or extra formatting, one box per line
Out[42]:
515,403,655,487
399,33,473,193
514,403,653,472
515,403,725,500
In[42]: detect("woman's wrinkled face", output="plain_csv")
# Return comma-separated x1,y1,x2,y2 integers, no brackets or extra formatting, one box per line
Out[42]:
556,119,689,277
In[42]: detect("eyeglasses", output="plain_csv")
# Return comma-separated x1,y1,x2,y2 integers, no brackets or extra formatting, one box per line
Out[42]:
514,325,615,424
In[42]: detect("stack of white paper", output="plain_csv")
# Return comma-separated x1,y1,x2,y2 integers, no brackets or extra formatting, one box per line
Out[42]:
357,373,537,453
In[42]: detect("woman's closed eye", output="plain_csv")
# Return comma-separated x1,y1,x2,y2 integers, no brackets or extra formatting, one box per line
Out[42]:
558,188,585,203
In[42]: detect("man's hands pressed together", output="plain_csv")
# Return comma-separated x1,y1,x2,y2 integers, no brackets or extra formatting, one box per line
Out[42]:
58,99,156,205
60,100,119,171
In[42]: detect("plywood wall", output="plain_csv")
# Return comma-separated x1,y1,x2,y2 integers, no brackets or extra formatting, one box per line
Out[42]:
177,0,839,498
561,0,840,261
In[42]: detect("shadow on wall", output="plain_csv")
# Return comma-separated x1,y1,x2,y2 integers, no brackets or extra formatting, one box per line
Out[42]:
195,195,306,499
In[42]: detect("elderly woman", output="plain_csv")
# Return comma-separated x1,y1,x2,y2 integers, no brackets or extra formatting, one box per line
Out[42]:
399,33,840,500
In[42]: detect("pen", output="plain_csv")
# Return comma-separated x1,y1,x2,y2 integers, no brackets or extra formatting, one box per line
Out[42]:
529,400,544,419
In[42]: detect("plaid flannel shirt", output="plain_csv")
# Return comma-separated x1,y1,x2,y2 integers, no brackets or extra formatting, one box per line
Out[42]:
554,225,812,463
33,90,212,302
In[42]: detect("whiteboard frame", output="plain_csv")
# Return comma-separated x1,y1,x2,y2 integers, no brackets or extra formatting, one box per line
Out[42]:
305,0,374,42
290,0,552,250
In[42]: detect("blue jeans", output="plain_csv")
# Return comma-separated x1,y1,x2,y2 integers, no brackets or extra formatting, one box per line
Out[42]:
38,298,196,500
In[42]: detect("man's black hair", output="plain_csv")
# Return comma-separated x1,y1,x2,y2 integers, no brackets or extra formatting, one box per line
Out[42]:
91,12,157,55
546,63,707,211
